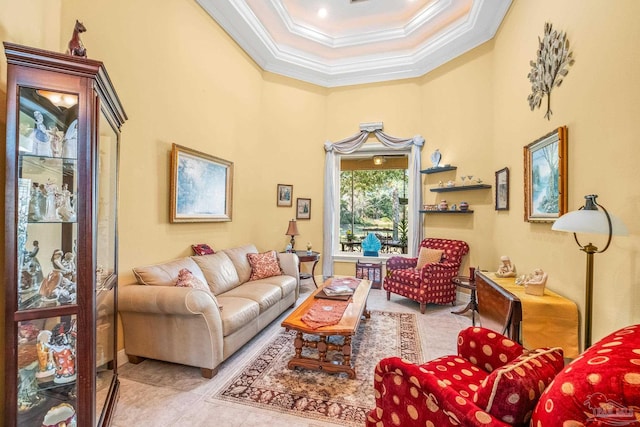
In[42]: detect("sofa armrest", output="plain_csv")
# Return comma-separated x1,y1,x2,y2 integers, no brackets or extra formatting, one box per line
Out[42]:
367,357,512,427
457,327,524,372
277,252,300,297
118,284,224,371
119,284,221,316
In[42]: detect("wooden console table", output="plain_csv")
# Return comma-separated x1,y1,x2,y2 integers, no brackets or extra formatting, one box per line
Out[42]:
475,271,579,358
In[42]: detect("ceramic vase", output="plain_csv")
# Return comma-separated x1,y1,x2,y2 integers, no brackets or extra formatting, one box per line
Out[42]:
459,201,469,211
438,200,448,211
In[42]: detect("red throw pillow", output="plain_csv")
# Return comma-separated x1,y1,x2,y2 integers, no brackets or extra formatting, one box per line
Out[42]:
473,347,564,425
247,250,283,281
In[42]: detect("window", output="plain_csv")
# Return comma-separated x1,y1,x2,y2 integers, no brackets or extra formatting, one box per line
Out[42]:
337,150,410,256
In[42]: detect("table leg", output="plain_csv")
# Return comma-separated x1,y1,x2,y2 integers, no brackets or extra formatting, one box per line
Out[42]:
310,259,319,287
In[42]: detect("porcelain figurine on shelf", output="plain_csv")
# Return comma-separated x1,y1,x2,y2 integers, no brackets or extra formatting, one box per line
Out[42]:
430,149,441,168
495,255,517,277
36,330,56,379
31,110,52,156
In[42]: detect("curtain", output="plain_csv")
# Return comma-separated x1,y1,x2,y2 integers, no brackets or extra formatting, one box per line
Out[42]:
322,130,424,277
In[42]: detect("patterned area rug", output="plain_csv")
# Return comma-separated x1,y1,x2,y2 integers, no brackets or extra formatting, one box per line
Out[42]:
210,310,422,426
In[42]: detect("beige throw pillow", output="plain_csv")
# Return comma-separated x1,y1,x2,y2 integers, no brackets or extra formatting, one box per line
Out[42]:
416,247,444,269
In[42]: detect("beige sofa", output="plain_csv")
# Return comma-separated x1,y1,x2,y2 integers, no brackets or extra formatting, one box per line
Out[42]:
118,244,299,378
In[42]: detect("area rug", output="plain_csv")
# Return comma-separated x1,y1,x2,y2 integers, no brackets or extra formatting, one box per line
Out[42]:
209,310,422,426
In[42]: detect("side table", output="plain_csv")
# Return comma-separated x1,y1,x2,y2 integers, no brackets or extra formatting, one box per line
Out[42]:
451,275,478,325
293,250,320,288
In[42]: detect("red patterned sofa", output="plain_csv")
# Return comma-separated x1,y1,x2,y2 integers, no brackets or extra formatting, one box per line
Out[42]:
367,325,640,426
384,238,469,313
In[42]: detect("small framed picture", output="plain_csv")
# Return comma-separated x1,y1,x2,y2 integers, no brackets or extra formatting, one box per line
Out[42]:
277,184,293,207
495,167,509,211
296,198,311,220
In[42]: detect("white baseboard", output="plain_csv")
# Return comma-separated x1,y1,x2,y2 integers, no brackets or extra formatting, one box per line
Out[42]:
117,349,129,367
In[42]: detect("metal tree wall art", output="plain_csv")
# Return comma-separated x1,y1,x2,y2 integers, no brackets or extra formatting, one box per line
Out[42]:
527,22,575,120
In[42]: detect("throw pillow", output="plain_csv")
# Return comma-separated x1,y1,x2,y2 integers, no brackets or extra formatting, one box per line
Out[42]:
416,247,444,269
192,243,215,256
473,347,564,425
247,250,283,281
175,268,222,310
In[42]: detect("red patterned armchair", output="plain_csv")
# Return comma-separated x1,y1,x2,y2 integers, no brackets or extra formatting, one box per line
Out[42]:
384,238,469,313
532,324,640,426
366,326,565,427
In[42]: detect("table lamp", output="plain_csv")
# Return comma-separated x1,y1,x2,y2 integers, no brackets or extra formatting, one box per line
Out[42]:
285,219,300,251
551,194,628,349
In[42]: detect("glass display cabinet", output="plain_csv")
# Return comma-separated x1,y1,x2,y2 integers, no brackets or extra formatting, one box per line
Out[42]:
3,42,127,426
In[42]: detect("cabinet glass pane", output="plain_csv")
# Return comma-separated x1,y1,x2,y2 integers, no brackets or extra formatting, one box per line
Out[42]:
95,109,118,422
18,87,78,312
17,315,78,425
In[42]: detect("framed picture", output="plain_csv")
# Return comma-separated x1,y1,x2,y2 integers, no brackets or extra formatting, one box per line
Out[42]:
170,143,233,223
495,167,509,210
523,126,568,222
277,184,293,207
296,198,311,220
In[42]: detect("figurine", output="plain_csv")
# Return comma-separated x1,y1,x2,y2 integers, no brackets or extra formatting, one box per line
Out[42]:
63,119,78,158
36,330,56,379
43,180,60,221
430,149,442,168
521,268,548,296
56,183,76,221
28,182,44,221
67,20,87,57
31,110,52,156
496,255,517,277
49,126,64,157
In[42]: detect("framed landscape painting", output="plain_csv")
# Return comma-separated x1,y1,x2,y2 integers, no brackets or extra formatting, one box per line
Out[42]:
170,143,233,223
523,126,567,222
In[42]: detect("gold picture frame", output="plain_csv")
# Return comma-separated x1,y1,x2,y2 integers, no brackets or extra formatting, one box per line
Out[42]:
170,143,233,223
523,126,568,222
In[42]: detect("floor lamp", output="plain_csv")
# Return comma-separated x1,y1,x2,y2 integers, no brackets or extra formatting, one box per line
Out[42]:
552,194,628,349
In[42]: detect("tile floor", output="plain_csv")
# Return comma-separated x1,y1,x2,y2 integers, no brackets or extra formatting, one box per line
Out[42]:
111,279,473,426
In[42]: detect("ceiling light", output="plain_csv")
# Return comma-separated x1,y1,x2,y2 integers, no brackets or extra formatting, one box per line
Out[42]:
317,8,328,18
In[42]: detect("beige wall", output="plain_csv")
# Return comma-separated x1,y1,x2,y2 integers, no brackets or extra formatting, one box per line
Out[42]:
1,0,639,399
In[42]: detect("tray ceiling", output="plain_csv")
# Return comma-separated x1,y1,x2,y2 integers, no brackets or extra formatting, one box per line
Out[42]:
196,0,512,87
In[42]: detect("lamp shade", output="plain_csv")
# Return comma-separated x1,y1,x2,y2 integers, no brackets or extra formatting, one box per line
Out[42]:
285,219,299,236
552,209,628,236
552,195,628,236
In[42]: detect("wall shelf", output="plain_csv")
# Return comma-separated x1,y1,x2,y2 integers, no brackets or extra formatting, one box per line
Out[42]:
420,210,474,214
421,165,457,174
430,184,491,193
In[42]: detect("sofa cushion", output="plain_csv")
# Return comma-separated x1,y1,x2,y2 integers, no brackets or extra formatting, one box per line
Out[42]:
473,347,564,425
247,250,283,281
222,282,282,313
192,252,240,295
214,296,260,337
252,275,297,299
222,244,258,284
133,257,207,287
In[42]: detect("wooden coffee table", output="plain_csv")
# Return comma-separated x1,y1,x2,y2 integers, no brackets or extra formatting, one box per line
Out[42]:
281,277,372,378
